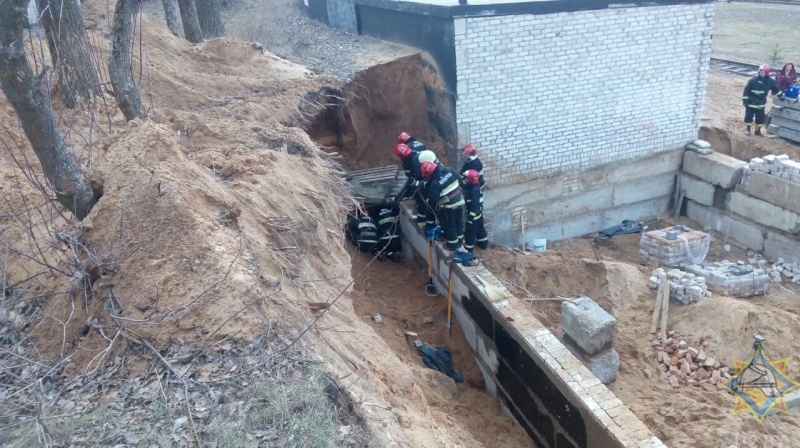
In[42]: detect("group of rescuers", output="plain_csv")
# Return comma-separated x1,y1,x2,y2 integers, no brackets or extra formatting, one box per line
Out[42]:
742,62,795,136
348,132,487,261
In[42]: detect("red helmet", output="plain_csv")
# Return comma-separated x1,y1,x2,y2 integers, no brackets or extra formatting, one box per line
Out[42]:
397,132,411,144
465,169,480,185
421,161,437,178
759,64,770,75
394,143,412,159
462,144,477,157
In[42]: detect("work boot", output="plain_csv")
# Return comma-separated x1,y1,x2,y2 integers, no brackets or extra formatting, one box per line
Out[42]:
745,126,751,136
755,127,763,137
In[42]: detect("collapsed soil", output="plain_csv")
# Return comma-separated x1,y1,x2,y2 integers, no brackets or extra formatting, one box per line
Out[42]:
482,219,800,448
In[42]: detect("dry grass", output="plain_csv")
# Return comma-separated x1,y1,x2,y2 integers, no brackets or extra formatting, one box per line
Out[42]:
712,2,800,65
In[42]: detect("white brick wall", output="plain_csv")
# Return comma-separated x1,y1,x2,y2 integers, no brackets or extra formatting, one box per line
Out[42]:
454,4,714,187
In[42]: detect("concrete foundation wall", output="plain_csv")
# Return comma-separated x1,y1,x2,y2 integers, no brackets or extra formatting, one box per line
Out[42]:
398,206,665,448
485,149,681,246
680,151,800,263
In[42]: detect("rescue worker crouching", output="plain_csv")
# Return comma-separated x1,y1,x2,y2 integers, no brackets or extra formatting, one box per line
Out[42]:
742,64,785,136
462,169,488,253
398,131,426,152
356,215,379,254
421,161,465,252
376,207,402,262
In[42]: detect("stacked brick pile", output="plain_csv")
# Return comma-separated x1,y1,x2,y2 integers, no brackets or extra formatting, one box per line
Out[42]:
747,154,800,183
770,258,800,285
685,139,713,155
651,331,733,391
684,261,769,297
649,268,711,304
639,227,711,267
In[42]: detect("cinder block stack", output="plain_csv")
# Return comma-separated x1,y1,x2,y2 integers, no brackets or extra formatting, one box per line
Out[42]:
560,297,619,385
684,261,769,297
639,227,711,267
649,268,711,305
747,154,800,183
771,258,800,285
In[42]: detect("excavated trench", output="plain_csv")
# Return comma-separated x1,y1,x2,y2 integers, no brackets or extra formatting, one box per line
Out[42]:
305,57,534,446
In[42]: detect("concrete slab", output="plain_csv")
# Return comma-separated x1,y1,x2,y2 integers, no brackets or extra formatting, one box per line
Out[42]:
743,171,800,215
679,173,715,207
685,200,766,251
581,149,683,191
764,231,800,264
561,297,616,356
683,151,747,188
725,192,800,234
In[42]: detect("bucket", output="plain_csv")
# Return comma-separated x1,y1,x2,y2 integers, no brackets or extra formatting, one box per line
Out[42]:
531,238,547,252
786,85,800,100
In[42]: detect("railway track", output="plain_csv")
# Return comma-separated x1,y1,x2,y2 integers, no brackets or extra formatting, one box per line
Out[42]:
726,0,800,5
709,58,773,78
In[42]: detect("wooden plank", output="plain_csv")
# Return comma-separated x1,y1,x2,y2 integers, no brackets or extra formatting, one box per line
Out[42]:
659,276,670,343
672,189,685,219
650,273,667,334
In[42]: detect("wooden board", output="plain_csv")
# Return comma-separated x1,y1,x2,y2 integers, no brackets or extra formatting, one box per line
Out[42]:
650,273,667,335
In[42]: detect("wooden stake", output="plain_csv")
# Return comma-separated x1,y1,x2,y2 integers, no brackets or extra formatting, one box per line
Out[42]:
650,272,666,334
659,274,670,343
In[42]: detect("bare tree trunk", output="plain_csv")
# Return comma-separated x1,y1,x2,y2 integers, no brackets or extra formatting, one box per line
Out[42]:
108,0,147,121
176,0,204,43
195,0,224,38
0,0,99,220
161,0,182,37
37,0,100,108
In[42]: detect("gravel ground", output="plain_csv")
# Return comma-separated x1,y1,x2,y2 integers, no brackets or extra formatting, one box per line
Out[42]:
713,2,800,65
143,0,414,81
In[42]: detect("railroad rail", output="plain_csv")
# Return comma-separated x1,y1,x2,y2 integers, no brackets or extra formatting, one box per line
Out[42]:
709,58,774,78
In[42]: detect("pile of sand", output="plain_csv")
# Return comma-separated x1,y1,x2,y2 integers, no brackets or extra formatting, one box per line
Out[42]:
484,230,800,447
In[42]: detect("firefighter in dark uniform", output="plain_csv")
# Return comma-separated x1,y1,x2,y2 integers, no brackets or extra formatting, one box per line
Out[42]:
398,131,426,152
376,207,401,262
462,169,488,253
394,143,428,222
459,144,485,204
356,215,379,253
421,161,465,251
743,64,785,136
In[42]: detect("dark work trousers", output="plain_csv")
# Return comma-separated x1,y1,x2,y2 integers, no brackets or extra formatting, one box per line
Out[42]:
439,206,464,250
413,187,427,216
464,213,488,252
744,106,766,125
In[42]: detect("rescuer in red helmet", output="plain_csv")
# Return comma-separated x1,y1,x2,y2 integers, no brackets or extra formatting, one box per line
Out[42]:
421,161,465,251
459,144,485,199
397,131,426,152
743,64,784,136
394,143,428,222
462,169,488,253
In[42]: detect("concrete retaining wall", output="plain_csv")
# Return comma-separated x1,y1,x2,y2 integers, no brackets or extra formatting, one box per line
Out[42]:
680,151,800,263
485,149,681,247
398,206,665,448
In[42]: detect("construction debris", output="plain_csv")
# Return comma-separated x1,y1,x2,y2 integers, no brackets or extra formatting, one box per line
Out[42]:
649,267,711,305
771,258,800,284
747,154,800,182
685,139,714,155
652,331,732,391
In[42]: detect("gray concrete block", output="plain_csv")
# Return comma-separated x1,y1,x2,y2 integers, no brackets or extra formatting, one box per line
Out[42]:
679,173,715,207
612,172,675,207
561,297,616,356
582,149,683,190
685,200,765,251
725,192,800,234
764,231,800,264
743,171,800,215
683,151,747,188
562,335,619,385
